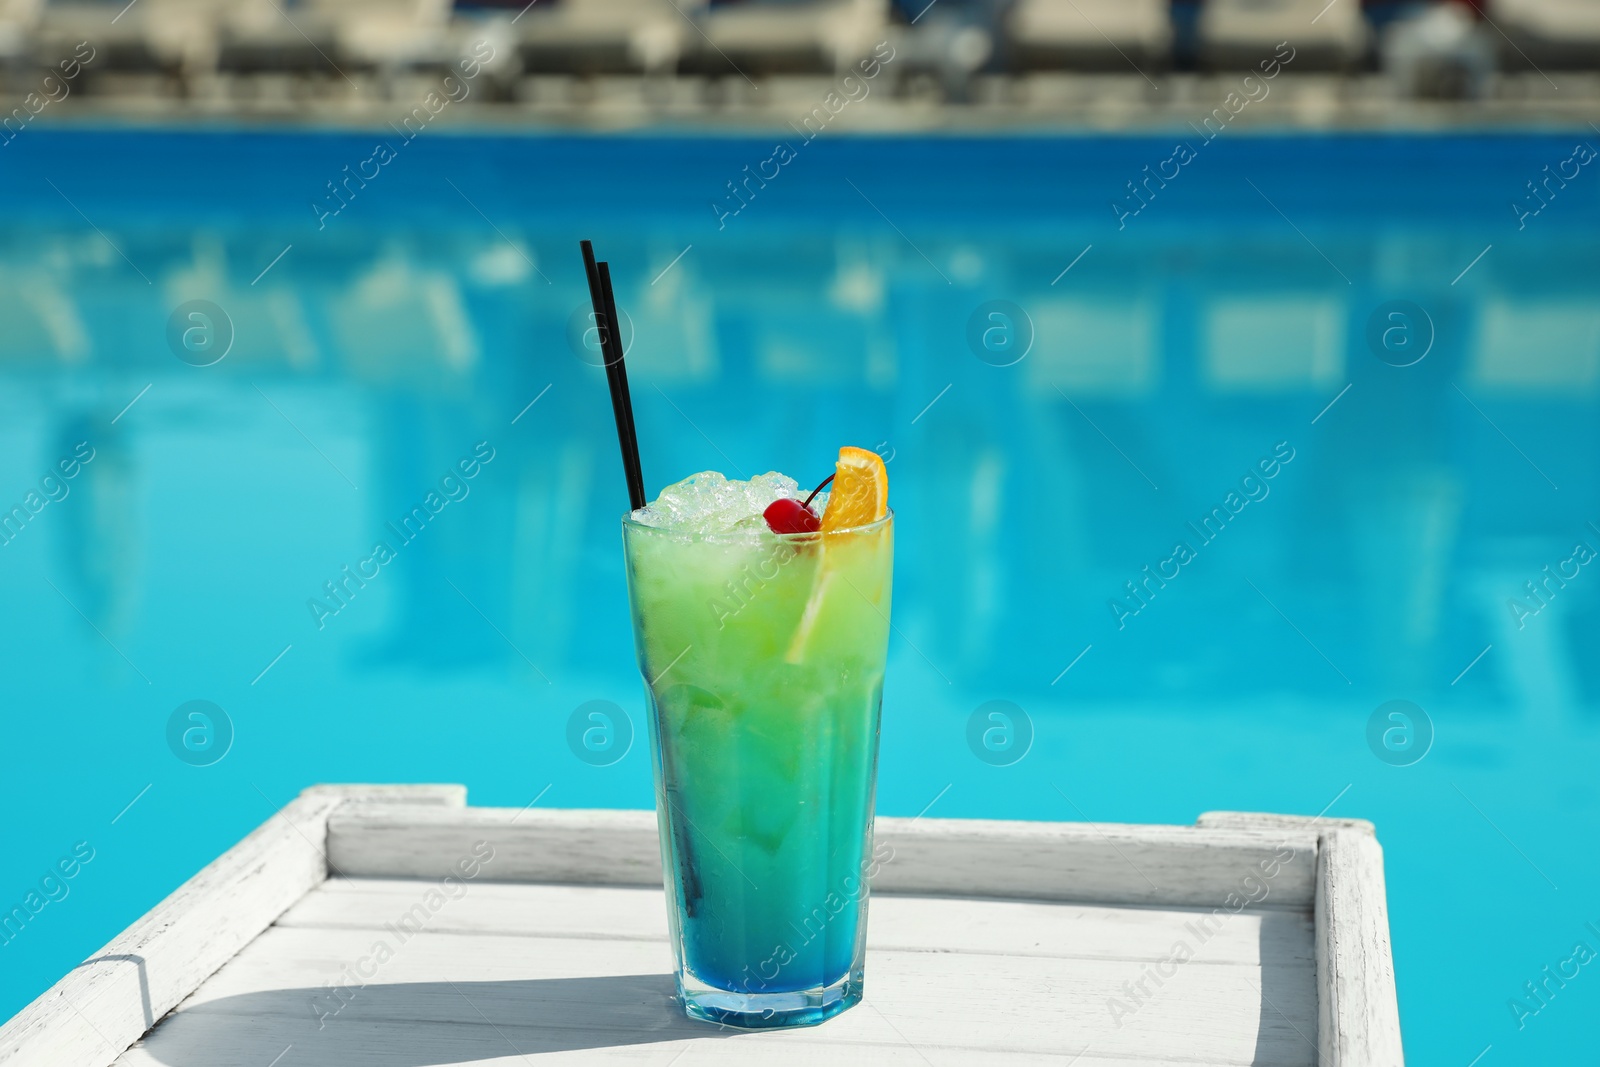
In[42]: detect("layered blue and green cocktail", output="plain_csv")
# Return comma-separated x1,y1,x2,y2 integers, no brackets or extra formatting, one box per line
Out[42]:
623,460,892,1028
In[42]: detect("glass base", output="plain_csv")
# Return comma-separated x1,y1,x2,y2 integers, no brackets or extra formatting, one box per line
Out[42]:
678,969,862,1030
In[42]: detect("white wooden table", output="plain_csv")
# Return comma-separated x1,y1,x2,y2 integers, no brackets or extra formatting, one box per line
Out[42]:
0,786,1403,1066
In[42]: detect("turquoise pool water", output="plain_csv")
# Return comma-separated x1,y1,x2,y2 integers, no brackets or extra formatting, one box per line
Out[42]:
0,129,1596,1062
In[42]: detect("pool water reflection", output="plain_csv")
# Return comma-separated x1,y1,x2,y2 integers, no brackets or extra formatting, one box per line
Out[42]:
0,130,1597,1063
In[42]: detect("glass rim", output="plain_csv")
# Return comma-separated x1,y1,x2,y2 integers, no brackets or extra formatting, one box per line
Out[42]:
621,507,893,543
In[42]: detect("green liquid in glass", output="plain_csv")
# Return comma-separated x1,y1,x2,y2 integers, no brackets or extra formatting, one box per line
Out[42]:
624,511,892,1024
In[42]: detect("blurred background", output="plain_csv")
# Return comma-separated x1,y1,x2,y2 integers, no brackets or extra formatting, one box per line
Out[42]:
0,0,1593,122
1,1,1598,1066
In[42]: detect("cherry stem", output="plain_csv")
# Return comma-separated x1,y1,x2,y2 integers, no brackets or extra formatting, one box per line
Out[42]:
802,473,834,510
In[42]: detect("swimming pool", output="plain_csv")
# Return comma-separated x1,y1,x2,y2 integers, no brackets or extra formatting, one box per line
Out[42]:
1,128,1597,1063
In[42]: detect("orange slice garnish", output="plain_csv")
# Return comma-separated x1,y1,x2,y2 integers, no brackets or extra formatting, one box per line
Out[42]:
820,446,888,531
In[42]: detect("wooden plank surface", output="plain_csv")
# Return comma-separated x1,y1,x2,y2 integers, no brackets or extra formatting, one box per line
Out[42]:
115,878,1319,1067
1196,812,1375,838
116,1028,1281,1067
1316,829,1404,1067
873,814,1317,909
10,793,1401,1067
329,807,1322,909
278,879,1316,966
0,785,461,1067
1200,813,1403,1062
328,806,663,887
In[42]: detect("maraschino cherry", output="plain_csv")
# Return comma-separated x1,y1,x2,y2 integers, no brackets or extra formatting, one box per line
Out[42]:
763,498,819,534
762,474,835,535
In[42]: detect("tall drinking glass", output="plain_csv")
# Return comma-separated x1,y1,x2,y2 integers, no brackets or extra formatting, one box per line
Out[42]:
622,510,893,1028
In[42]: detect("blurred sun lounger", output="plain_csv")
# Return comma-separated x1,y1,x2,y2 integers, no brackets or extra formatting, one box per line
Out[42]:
215,0,342,78
1489,0,1600,70
35,0,188,79
684,0,890,77
0,0,44,75
514,0,698,76
318,0,457,73
1199,0,1367,71
1006,0,1171,73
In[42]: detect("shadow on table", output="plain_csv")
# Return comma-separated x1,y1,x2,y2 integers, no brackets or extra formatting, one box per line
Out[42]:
141,973,739,1066
1252,909,1322,1066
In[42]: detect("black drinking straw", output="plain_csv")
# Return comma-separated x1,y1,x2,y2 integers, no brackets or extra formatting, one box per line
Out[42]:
597,262,646,507
580,241,647,511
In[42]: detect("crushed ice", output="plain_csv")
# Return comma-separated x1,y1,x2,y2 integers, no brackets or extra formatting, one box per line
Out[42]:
630,471,827,535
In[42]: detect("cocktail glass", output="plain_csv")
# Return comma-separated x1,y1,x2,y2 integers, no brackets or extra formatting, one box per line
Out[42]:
622,509,893,1028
